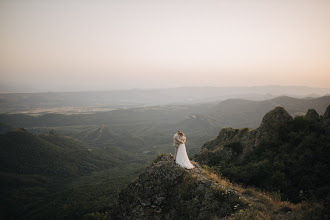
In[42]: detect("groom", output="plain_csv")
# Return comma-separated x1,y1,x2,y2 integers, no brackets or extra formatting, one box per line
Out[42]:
173,131,184,161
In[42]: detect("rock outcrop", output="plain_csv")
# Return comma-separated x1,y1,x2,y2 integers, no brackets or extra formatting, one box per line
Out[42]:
305,109,319,120
195,127,257,165
324,105,330,119
106,106,329,220
107,154,245,220
195,106,330,165
322,105,330,134
201,127,257,152
256,106,292,145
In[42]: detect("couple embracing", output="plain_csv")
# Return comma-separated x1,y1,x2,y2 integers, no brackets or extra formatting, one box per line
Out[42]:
173,131,194,169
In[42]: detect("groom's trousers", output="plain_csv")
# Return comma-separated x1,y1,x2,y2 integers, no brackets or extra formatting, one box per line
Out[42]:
174,145,179,159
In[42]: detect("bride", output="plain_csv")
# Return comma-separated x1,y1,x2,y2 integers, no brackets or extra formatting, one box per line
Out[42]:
176,132,194,169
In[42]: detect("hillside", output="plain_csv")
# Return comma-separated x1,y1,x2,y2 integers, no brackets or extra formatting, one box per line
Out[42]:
107,154,322,220
1,99,329,219
195,105,330,206
0,122,15,134
0,95,329,159
1,96,329,131
2,86,329,114
206,95,330,128
107,105,330,219
0,129,145,219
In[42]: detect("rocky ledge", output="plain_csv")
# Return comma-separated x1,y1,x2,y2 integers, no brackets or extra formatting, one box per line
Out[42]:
195,105,330,165
107,154,245,220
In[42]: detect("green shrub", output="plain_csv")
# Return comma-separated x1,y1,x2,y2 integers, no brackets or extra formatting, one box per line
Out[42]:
152,153,164,164
202,116,330,203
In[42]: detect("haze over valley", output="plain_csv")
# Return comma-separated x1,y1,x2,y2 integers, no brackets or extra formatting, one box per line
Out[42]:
1,85,330,115
1,0,330,219
1,90,330,219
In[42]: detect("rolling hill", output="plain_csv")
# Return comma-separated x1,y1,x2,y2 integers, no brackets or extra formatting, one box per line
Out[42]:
0,95,329,158
1,86,329,114
107,105,330,219
195,105,330,204
206,95,330,128
1,96,329,219
0,129,145,219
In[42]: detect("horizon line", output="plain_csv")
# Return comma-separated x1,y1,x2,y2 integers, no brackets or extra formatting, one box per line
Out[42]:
1,84,330,94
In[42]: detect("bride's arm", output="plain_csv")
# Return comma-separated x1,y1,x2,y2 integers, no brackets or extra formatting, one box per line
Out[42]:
176,135,183,144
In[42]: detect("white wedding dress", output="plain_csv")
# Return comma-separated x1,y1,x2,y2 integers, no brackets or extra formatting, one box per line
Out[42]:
176,143,194,169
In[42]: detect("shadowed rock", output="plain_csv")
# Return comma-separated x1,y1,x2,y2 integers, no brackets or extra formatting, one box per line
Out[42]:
324,105,330,119
201,127,243,151
256,106,292,145
195,127,257,164
258,106,292,134
305,109,319,120
107,154,245,220
322,105,330,134
195,107,293,165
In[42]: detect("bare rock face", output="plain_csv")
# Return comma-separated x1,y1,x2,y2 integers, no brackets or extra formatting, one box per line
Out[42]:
107,154,245,220
201,127,245,151
195,127,257,165
324,105,330,120
322,105,330,134
195,106,293,165
256,106,292,145
305,109,319,120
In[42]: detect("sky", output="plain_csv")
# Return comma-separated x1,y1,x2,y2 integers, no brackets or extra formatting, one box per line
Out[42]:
1,0,330,92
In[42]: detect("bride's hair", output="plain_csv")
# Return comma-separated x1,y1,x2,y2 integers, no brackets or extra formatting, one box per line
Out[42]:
179,132,184,137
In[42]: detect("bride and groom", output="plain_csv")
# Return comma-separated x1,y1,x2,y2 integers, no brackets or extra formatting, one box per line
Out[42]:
173,131,194,169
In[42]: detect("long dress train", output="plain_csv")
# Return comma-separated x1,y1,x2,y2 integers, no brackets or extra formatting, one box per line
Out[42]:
176,143,194,169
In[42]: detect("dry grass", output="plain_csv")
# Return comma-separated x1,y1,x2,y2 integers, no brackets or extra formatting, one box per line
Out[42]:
226,202,323,220
201,165,323,220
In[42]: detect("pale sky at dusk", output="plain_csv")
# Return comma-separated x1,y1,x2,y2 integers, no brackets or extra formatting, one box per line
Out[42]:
1,0,330,91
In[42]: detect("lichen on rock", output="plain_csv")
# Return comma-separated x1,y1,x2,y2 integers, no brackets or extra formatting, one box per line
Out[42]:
256,106,292,145
107,154,246,220
305,109,319,120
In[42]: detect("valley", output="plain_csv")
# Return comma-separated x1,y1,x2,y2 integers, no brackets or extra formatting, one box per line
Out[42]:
0,94,329,219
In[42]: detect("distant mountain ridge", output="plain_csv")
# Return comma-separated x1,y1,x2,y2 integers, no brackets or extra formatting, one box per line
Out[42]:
1,86,330,114
207,95,330,128
0,95,329,158
1,95,329,129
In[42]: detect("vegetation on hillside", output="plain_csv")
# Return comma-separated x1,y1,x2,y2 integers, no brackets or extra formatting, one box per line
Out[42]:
197,115,330,210
0,129,145,219
109,154,248,220
108,154,323,220
1,98,329,219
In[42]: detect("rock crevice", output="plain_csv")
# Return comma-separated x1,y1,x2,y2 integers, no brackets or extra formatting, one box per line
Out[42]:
108,154,245,220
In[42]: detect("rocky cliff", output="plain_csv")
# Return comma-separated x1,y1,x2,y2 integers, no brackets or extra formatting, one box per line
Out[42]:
106,106,329,219
322,105,330,134
107,154,245,220
107,154,321,220
195,105,329,165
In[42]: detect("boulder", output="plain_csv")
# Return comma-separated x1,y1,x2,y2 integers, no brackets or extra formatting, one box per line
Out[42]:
108,154,245,220
256,106,292,145
322,105,330,134
305,109,319,120
323,105,330,119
